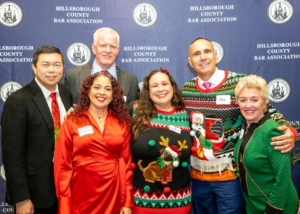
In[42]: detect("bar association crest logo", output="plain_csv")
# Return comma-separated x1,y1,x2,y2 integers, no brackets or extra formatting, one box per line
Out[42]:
0,81,22,102
0,1,23,27
66,42,91,67
211,41,225,64
268,78,291,103
132,2,158,27
267,0,294,24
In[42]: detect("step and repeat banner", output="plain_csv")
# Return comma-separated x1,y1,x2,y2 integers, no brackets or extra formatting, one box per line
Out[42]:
0,0,299,212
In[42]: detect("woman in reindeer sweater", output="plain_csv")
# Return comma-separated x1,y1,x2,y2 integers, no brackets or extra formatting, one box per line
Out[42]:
130,68,192,214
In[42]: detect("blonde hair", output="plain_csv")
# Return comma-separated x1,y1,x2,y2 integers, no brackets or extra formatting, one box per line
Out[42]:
235,75,269,110
93,27,120,46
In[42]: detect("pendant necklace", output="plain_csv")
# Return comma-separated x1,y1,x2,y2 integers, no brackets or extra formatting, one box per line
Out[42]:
91,112,107,123
97,114,106,123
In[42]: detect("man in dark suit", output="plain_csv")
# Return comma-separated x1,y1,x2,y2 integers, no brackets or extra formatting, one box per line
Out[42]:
64,27,140,105
1,45,72,214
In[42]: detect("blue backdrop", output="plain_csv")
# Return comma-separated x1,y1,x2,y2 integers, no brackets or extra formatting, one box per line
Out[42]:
0,0,299,213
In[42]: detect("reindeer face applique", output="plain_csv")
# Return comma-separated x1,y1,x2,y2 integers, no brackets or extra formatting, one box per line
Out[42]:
138,135,188,184
160,147,175,162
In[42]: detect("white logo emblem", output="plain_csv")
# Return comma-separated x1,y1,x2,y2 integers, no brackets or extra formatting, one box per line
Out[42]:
0,164,6,182
132,2,158,27
66,42,91,67
0,1,23,27
211,41,225,64
267,0,294,24
0,81,22,102
268,78,290,103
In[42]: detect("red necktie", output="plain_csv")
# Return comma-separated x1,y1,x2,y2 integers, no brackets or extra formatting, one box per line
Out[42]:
203,82,212,90
50,92,61,129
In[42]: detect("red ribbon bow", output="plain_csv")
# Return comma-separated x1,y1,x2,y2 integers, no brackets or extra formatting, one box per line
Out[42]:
160,67,169,74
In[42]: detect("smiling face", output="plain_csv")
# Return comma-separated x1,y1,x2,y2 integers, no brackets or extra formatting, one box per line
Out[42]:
188,39,218,81
32,53,64,91
148,72,174,111
237,87,266,127
92,32,120,70
88,76,113,111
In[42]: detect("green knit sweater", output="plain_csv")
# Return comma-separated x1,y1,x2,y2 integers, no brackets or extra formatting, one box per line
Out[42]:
234,114,298,214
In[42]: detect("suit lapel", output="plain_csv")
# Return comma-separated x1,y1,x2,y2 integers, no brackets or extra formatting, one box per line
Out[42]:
117,66,127,93
30,80,54,142
79,64,92,90
58,84,72,111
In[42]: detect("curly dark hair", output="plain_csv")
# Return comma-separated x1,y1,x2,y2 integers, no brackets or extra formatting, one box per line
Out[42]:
132,69,185,139
68,71,133,130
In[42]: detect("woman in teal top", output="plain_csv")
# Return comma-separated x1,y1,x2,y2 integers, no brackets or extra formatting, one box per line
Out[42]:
234,75,298,214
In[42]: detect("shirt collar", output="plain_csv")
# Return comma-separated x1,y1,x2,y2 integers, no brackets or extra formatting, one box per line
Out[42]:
91,60,117,78
197,67,225,89
34,77,59,99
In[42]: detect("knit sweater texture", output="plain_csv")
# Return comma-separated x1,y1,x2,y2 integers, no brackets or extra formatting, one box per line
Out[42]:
181,70,290,182
131,107,192,214
234,114,298,214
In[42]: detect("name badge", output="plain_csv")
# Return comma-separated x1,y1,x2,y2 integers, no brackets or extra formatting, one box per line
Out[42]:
169,125,181,134
123,96,127,102
216,95,231,105
78,126,94,137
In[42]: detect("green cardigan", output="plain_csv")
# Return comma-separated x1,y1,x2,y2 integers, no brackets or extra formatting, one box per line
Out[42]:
234,113,298,214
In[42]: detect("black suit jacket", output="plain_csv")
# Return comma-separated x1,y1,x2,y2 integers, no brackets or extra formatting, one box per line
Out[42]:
1,79,72,208
64,63,140,105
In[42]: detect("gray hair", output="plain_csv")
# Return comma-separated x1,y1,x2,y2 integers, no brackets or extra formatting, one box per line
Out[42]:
93,27,120,46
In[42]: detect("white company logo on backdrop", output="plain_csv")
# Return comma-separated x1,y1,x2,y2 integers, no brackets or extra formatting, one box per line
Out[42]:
54,6,102,24
0,45,34,63
0,164,6,182
188,4,236,23
0,81,22,102
267,0,294,24
0,1,23,27
66,42,91,66
268,78,290,103
132,2,158,27
211,41,224,64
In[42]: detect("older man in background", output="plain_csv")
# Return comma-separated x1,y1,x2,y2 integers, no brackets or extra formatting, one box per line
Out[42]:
64,27,140,105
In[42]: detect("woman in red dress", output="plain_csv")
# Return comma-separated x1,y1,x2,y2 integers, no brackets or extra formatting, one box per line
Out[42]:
54,71,134,214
